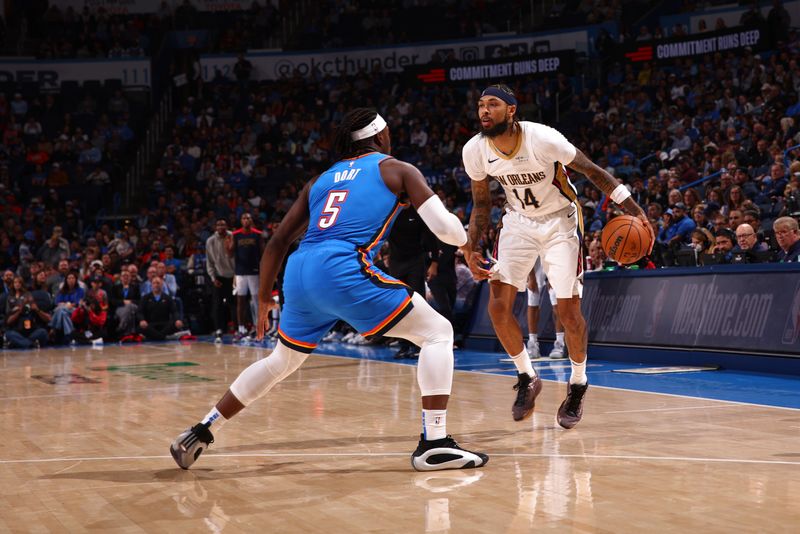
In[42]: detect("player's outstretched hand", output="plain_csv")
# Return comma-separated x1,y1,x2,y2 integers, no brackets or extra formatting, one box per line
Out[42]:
462,248,492,281
637,213,656,254
255,299,278,340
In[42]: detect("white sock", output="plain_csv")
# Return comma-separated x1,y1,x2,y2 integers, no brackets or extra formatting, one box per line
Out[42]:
511,348,536,377
556,332,565,345
569,358,587,385
528,333,537,343
238,325,247,334
201,406,228,432
422,409,447,441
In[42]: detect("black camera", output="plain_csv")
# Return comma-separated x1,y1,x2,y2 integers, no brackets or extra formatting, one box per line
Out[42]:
23,304,31,314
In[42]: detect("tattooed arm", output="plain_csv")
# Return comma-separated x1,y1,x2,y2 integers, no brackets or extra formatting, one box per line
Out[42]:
465,178,492,280
567,149,655,248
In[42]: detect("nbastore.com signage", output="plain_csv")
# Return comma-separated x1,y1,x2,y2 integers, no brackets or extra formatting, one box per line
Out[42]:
622,25,765,63
468,264,800,356
406,52,575,84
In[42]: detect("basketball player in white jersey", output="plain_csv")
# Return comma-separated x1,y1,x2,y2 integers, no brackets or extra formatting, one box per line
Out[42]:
462,84,652,429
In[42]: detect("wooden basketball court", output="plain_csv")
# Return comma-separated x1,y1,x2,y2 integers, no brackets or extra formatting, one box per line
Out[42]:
1,342,798,532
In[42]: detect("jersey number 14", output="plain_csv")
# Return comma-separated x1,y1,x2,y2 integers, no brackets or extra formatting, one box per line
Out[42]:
512,187,540,209
318,191,348,229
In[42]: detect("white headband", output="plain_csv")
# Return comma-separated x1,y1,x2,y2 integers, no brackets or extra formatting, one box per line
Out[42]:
351,114,387,141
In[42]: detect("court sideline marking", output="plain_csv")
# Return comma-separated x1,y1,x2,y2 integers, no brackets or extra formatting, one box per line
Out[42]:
2,452,800,467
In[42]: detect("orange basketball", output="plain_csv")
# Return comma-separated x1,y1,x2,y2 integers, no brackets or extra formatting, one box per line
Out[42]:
601,215,651,264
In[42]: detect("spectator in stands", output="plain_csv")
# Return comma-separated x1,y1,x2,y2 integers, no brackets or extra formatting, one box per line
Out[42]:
140,266,158,296
713,229,736,263
728,209,745,231
110,269,141,338
206,218,235,341
156,261,178,297
2,270,15,296
72,275,109,343
50,271,83,343
37,226,69,266
137,277,183,341
691,229,716,256
658,202,696,247
773,216,800,262
733,223,770,262
45,259,70,296
4,276,51,349
587,239,608,272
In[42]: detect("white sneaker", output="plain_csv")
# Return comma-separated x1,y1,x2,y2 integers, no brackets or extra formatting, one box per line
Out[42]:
91,338,104,346
549,343,566,359
350,334,368,345
526,339,540,358
214,335,223,344
321,330,342,342
341,332,355,343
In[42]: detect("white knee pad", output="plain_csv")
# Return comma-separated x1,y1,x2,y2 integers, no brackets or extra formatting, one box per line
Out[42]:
229,342,308,406
385,293,453,396
527,288,540,307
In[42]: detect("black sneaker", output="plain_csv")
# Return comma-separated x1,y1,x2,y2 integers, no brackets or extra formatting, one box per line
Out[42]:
512,372,543,421
411,434,488,472
556,382,589,429
170,423,214,469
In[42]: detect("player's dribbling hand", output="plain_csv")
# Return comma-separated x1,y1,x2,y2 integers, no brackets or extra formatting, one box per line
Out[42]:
461,249,492,281
255,299,278,340
637,212,656,254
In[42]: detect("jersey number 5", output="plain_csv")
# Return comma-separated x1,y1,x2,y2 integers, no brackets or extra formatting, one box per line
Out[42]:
318,191,348,229
512,187,540,209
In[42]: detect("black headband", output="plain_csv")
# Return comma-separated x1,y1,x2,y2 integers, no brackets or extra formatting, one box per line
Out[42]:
481,86,517,106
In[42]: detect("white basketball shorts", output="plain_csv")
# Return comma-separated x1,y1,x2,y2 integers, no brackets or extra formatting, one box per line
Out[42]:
233,274,260,296
492,206,583,299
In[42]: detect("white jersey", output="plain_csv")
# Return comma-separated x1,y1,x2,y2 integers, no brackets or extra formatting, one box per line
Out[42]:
462,121,578,217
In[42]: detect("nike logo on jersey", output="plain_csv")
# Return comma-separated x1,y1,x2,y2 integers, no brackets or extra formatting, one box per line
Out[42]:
487,158,499,164
568,210,576,218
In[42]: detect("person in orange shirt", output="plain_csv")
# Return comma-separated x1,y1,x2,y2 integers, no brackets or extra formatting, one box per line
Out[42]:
47,163,70,187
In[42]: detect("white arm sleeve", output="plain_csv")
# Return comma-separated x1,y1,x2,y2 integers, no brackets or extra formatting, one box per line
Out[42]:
417,195,468,247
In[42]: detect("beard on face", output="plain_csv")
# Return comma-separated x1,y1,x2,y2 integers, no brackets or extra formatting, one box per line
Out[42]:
480,118,511,138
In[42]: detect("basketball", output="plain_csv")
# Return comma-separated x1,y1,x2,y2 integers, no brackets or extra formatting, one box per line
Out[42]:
601,215,651,264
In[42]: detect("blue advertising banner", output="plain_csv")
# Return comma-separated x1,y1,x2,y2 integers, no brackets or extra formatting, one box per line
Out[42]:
467,264,800,356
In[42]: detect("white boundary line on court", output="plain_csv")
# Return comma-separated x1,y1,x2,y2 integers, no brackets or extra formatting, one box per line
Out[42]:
2,452,800,467
211,346,800,413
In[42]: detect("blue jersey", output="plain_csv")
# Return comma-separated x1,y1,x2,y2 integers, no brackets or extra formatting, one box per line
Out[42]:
277,152,413,354
302,152,404,260
233,228,262,275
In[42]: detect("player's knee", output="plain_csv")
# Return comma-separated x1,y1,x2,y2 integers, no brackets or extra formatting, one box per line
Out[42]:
558,306,585,331
424,312,453,346
488,297,511,321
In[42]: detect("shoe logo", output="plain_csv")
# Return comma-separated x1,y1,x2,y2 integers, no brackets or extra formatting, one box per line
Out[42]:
488,158,499,164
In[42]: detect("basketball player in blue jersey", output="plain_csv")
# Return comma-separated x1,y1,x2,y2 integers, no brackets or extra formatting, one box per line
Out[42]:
171,108,488,472
462,84,653,429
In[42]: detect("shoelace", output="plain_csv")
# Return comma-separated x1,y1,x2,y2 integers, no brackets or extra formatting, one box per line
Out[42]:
513,377,531,406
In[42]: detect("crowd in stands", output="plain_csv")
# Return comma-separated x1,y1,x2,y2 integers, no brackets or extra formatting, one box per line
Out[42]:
1,5,799,350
